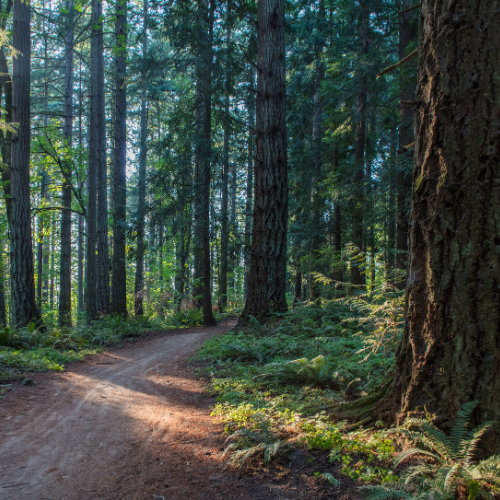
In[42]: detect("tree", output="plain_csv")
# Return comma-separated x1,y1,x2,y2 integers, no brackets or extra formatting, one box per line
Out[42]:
387,0,500,450
111,0,128,316
134,0,148,316
10,0,40,327
58,0,75,326
395,0,418,289
193,0,216,326
240,0,288,322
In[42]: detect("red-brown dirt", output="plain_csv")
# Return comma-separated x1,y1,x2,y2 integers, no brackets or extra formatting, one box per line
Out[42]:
0,319,351,500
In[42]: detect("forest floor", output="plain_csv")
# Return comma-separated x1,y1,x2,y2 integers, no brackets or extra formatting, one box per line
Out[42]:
0,318,345,500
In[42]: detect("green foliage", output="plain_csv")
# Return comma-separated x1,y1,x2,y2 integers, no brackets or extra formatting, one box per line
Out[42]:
195,295,402,471
361,402,500,500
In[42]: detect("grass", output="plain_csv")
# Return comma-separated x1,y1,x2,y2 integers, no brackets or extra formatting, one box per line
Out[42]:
0,307,228,383
193,290,405,483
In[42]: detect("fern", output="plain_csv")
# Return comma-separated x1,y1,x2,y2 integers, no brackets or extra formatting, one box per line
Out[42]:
363,401,500,500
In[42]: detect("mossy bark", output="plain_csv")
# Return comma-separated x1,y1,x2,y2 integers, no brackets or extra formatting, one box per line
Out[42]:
385,0,500,452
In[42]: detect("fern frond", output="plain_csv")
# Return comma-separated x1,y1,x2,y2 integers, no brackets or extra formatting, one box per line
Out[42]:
359,482,413,500
395,447,441,467
459,423,492,463
449,401,478,454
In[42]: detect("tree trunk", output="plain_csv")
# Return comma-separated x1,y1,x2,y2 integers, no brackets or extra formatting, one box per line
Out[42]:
77,215,84,316
134,0,148,316
111,0,128,316
386,0,500,451
0,239,7,326
58,0,74,326
395,0,418,290
219,1,231,312
95,0,110,317
243,66,255,300
350,3,368,289
240,0,288,322
193,0,216,326
10,0,40,328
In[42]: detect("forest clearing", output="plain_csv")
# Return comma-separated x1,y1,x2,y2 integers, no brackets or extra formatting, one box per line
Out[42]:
1,0,500,499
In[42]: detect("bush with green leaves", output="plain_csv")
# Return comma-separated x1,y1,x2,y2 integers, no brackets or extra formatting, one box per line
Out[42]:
361,401,500,500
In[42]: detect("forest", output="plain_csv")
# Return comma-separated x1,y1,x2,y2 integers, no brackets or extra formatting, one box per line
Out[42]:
0,0,499,499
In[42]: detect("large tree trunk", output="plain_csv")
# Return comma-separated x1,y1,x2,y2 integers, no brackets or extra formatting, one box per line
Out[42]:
240,0,288,322
134,0,148,316
219,1,231,312
58,0,74,326
111,0,128,316
387,0,500,451
10,0,40,328
395,0,418,290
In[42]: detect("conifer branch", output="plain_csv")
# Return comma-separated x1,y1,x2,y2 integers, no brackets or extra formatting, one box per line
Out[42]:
377,48,418,78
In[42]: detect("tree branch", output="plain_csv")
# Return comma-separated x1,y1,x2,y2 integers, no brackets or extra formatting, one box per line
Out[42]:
377,48,418,78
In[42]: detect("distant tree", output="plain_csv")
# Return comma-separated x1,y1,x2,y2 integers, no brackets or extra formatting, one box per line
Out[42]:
111,0,128,316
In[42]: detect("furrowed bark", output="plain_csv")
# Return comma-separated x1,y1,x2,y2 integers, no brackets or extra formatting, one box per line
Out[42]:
240,0,288,322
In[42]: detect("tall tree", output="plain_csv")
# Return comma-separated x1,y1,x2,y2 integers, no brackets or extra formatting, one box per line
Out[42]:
10,0,40,327
193,0,216,326
386,0,500,450
219,0,231,312
134,0,148,316
350,0,368,288
111,0,128,315
395,0,418,289
240,0,288,321
95,0,110,316
58,0,75,326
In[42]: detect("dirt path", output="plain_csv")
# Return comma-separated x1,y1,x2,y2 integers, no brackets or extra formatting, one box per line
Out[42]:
0,320,339,500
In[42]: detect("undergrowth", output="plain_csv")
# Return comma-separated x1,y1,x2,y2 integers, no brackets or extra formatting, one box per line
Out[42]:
194,290,404,484
0,307,225,382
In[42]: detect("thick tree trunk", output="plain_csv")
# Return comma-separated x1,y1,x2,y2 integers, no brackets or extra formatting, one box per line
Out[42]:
240,0,288,322
58,0,74,326
111,0,128,316
77,215,84,315
243,66,255,300
395,0,418,290
387,0,500,451
134,0,148,316
10,0,40,328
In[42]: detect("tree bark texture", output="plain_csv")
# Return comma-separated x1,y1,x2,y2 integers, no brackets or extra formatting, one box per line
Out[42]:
10,0,40,328
111,0,128,316
58,0,74,326
135,0,148,316
388,0,500,451
240,0,288,321
396,0,418,289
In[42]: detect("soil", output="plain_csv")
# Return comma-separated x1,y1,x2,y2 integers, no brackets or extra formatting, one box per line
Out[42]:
0,319,359,500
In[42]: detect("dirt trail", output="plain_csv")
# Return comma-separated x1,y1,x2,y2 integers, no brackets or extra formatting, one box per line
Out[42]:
0,320,339,500
0,320,274,500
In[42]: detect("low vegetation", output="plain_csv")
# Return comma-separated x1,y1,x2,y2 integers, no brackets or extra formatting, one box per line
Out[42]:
0,308,227,382
194,292,500,498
